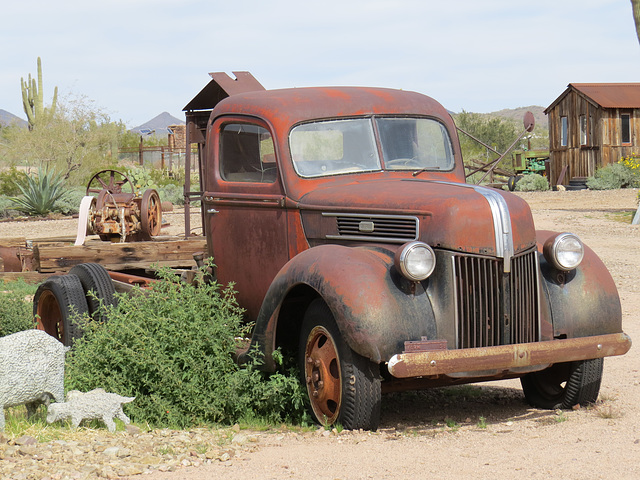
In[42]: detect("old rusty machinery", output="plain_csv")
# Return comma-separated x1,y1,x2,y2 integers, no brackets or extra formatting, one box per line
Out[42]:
82,169,162,242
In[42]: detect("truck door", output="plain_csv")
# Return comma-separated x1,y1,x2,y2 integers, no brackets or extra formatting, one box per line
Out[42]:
203,118,289,321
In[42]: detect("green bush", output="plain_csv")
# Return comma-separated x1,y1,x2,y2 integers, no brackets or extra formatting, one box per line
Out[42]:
515,173,550,192
587,162,640,190
54,186,87,216
0,280,37,337
0,196,21,219
65,265,308,428
157,183,184,205
0,166,29,196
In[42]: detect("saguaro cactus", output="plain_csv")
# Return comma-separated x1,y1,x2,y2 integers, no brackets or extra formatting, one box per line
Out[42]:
21,57,58,130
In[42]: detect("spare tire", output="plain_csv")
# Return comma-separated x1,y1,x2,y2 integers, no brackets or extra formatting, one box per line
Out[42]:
69,263,117,321
33,275,89,346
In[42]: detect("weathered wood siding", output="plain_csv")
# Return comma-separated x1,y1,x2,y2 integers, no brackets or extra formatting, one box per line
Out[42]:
548,89,640,185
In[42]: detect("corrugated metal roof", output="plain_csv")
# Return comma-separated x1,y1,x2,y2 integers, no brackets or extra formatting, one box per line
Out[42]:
570,83,640,108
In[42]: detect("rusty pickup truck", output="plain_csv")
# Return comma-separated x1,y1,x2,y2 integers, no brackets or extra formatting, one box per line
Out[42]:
36,75,631,431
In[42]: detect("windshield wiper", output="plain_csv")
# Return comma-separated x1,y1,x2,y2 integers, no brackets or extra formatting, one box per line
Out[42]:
412,166,440,177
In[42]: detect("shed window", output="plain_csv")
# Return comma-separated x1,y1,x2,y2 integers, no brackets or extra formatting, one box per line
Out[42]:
621,114,631,144
560,116,568,147
580,115,587,145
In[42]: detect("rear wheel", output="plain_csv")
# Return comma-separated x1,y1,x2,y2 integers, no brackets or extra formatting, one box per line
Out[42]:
33,275,89,346
68,263,117,321
299,299,381,430
520,358,604,409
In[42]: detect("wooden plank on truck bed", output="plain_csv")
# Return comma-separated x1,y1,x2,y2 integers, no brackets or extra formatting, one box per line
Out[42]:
32,237,208,273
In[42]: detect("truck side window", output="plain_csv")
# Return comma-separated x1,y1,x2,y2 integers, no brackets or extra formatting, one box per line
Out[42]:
220,123,277,183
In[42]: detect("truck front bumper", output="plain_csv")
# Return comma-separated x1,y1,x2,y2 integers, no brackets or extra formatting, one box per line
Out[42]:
387,333,632,378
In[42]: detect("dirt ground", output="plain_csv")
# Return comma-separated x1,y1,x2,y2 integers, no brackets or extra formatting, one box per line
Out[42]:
2,189,639,480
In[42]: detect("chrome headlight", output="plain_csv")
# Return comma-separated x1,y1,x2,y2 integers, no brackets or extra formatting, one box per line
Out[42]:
543,233,584,271
395,241,436,281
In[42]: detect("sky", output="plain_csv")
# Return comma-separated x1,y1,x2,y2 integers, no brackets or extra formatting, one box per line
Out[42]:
2,0,640,128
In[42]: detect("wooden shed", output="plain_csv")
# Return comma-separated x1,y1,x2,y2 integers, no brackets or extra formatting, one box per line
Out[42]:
545,83,640,185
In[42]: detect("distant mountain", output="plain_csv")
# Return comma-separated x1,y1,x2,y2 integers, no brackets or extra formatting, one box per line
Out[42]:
130,112,185,137
485,105,547,130
0,109,27,128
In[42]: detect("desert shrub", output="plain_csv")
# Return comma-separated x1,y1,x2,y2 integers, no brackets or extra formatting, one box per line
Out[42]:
515,173,550,192
65,265,308,428
0,166,28,196
587,160,640,190
0,280,37,337
0,196,21,219
157,183,184,205
53,187,87,216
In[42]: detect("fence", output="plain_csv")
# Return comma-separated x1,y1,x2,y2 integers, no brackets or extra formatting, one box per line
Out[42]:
118,146,190,172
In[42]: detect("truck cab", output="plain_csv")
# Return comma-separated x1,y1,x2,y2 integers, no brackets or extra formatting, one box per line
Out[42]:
193,77,630,430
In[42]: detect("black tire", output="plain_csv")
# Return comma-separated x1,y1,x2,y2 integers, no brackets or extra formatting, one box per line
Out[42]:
33,274,89,346
298,299,381,430
520,358,604,409
507,175,521,192
69,263,117,321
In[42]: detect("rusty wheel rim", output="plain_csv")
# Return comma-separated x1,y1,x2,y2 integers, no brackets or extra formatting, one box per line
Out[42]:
304,325,342,425
86,169,134,196
35,290,65,343
141,190,162,237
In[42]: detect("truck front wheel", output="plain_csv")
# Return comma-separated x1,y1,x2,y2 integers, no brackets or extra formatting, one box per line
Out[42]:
520,358,604,409
299,299,381,430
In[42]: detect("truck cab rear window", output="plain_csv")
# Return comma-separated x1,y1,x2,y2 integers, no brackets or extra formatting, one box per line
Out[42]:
220,124,277,183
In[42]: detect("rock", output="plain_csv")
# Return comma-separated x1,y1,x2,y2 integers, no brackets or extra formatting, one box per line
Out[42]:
126,424,142,435
232,433,247,445
103,446,120,457
14,435,37,446
17,445,37,456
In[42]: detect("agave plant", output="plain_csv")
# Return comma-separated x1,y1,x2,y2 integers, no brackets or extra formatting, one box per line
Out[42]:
10,166,67,216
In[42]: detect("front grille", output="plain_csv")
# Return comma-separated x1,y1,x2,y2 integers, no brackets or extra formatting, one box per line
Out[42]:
324,213,418,243
454,250,539,349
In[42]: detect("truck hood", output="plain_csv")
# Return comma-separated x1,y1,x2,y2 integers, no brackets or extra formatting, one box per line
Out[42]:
297,178,536,257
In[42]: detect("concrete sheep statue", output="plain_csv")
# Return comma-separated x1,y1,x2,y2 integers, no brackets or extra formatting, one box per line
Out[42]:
46,388,135,432
0,329,68,431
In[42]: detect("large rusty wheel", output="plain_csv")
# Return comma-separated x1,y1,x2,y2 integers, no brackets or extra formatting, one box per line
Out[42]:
86,169,134,196
303,324,342,424
33,275,89,346
141,189,162,239
299,299,381,430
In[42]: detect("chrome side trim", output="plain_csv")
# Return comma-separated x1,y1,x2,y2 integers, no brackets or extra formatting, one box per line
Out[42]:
473,186,514,272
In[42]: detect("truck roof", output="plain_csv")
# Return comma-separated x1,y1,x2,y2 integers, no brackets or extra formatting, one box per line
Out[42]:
210,86,453,127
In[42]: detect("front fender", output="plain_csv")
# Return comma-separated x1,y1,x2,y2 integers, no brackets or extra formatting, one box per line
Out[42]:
243,244,437,369
536,230,622,338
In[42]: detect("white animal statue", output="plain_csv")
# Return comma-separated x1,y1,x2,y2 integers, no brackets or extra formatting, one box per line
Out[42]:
46,388,135,432
0,329,68,431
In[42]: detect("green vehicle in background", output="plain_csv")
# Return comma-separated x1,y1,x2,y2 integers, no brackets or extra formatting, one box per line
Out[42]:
508,149,549,190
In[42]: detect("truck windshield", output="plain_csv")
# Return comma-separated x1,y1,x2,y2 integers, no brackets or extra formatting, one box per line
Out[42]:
290,117,454,178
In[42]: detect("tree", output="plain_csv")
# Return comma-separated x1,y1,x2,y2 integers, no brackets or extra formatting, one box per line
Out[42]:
1,94,124,183
454,111,519,164
632,0,640,45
